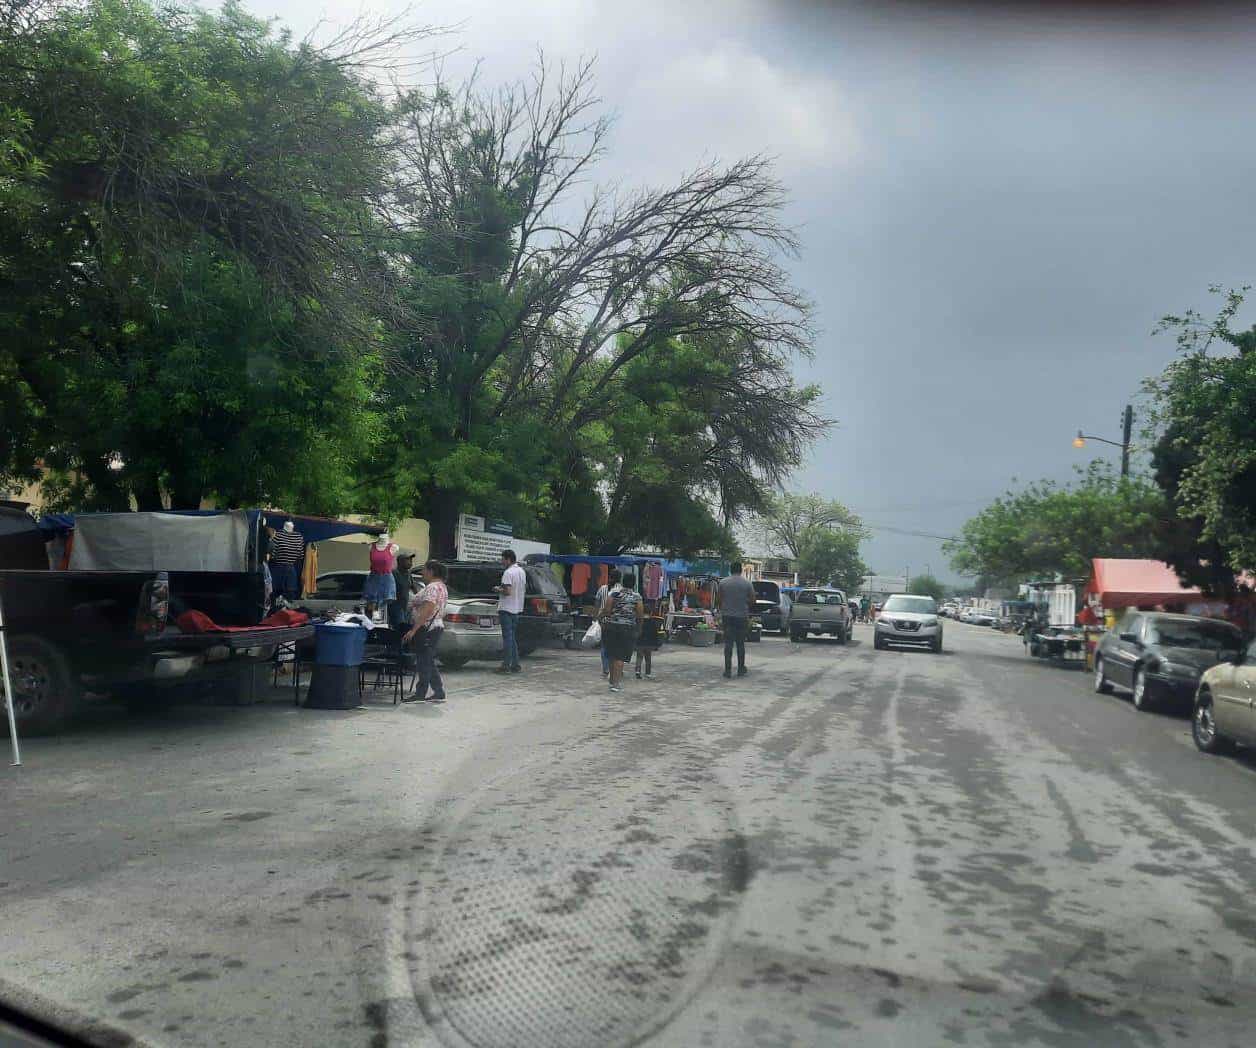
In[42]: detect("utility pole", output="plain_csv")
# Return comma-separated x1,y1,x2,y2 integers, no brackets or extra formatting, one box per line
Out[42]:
1120,404,1133,478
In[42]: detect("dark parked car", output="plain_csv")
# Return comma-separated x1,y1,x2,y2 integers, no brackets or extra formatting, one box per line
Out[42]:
752,580,791,633
444,561,574,654
1093,611,1245,713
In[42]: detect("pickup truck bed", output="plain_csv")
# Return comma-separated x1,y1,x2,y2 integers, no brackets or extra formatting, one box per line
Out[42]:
1,569,310,734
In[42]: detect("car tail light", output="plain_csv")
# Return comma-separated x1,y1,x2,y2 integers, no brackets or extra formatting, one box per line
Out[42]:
527,597,551,615
447,612,498,629
136,573,170,636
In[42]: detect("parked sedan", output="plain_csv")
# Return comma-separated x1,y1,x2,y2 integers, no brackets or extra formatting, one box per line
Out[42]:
874,594,942,652
1193,636,1256,753
1094,611,1245,713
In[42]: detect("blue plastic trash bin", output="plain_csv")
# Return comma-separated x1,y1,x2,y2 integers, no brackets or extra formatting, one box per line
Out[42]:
314,622,369,667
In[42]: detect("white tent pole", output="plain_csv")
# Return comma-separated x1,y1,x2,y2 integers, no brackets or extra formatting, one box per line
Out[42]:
0,591,21,766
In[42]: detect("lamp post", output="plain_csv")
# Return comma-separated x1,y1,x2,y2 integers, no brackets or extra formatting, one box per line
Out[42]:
1073,404,1134,477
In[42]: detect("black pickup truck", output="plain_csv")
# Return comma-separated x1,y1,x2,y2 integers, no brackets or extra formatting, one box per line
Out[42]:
0,508,312,734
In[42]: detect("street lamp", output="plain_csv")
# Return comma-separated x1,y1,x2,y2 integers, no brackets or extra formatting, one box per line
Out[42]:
1073,405,1134,477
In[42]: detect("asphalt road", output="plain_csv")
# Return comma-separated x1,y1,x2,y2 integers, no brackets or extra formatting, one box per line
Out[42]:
2,621,1255,1047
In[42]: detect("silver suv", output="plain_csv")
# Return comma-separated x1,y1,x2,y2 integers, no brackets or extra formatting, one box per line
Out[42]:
874,594,942,653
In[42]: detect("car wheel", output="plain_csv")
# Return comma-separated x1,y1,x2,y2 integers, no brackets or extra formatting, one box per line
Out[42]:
1192,690,1232,754
1093,655,1112,693
790,628,805,642
837,624,848,645
1029,640,1042,658
7,635,78,735
874,633,885,651
1131,667,1154,712
932,636,942,654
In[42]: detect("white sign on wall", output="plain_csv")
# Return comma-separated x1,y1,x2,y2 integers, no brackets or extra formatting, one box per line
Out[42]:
455,514,551,562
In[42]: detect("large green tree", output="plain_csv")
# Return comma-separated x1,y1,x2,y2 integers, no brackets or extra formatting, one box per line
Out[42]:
944,462,1166,586
1146,285,1256,590
367,61,827,553
796,524,866,591
757,492,862,559
0,0,407,510
907,574,946,600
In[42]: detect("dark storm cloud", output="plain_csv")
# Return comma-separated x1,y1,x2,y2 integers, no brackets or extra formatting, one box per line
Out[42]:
256,0,1256,580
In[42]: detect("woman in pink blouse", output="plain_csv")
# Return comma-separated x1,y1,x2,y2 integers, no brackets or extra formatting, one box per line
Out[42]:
403,560,448,704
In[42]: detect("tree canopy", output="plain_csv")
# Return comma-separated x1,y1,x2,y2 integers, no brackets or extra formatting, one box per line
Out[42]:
1146,285,1256,590
0,1,827,553
907,574,946,600
944,462,1167,586
0,0,400,509
757,493,860,560
796,524,866,591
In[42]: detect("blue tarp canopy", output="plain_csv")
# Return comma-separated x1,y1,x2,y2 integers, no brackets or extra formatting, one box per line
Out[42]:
37,509,382,546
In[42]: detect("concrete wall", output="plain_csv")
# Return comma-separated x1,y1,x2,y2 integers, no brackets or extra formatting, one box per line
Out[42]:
315,517,430,574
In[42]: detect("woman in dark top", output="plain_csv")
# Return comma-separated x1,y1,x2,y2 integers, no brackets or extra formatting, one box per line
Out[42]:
600,577,644,693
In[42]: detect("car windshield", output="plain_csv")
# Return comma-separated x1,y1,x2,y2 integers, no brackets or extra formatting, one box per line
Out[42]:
883,596,937,614
12,4,1256,1046
1147,619,1242,651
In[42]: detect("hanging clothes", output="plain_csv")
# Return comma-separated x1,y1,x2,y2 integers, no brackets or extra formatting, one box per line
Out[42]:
300,543,319,597
643,562,664,601
571,562,592,597
597,564,609,589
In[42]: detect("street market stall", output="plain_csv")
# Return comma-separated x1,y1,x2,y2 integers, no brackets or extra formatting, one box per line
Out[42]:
1083,558,1205,620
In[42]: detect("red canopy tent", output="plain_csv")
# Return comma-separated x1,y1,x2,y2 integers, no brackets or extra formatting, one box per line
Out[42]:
1083,558,1202,610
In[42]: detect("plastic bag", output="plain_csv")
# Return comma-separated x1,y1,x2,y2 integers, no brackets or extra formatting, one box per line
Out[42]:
581,620,602,648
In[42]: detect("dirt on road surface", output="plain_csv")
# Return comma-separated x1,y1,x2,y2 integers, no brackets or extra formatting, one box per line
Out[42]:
2,624,1255,1046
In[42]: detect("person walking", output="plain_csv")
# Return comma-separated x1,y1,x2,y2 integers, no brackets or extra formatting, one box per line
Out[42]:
635,601,661,680
601,574,643,693
402,559,448,704
717,561,755,679
494,549,527,674
594,567,621,678
860,594,871,623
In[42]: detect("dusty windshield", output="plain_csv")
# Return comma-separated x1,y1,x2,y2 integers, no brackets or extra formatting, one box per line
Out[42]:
5,2,1256,1047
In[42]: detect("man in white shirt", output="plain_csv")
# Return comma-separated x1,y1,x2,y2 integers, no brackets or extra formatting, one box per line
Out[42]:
494,549,527,673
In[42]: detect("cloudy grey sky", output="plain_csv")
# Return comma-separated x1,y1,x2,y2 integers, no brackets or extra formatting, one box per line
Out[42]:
250,0,1256,580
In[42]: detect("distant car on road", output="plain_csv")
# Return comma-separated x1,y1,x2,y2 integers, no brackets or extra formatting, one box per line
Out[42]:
875,594,942,652
787,588,852,643
964,608,999,627
1094,611,1245,713
1193,635,1256,753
